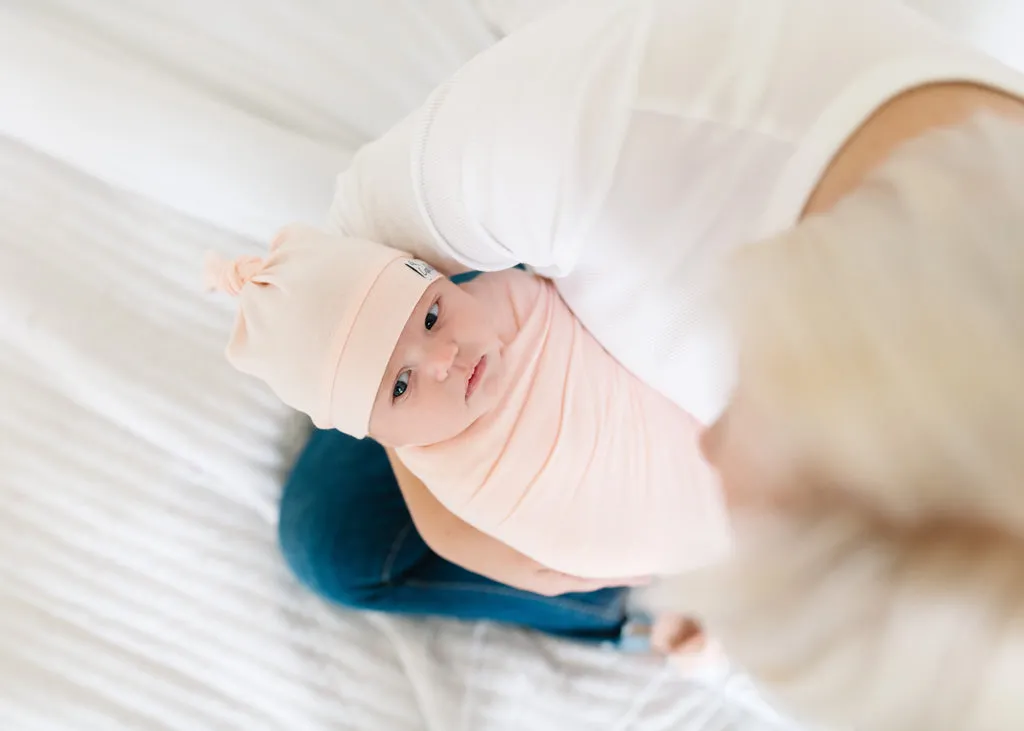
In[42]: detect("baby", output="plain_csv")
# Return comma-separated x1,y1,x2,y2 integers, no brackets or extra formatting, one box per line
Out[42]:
205,224,731,580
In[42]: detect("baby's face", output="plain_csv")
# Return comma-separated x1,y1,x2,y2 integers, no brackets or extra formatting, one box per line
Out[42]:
368,278,506,447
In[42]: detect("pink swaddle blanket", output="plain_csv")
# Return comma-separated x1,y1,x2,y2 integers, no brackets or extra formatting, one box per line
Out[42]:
398,271,732,579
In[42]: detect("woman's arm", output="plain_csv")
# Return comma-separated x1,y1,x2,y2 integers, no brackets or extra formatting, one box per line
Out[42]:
384,447,646,597
329,112,470,277
329,1,649,277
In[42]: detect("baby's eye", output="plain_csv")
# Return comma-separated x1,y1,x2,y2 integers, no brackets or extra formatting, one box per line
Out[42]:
393,370,411,400
425,302,439,331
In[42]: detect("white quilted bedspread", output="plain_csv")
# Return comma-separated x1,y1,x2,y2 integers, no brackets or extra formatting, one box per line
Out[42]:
0,132,797,730
1,0,1020,729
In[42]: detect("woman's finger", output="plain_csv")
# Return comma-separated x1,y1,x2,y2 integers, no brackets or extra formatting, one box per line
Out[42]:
617,575,653,587
558,574,652,591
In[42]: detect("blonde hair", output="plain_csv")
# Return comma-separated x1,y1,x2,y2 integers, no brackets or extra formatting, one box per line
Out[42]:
653,113,1024,731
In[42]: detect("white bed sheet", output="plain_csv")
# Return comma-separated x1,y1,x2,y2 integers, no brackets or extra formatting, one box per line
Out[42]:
0,99,793,731
3,0,1021,729
0,2,794,729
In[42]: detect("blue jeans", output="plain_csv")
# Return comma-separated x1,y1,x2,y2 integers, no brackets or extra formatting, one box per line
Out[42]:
278,427,629,641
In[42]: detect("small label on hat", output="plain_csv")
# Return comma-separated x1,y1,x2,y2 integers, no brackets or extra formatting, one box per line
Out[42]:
405,259,439,280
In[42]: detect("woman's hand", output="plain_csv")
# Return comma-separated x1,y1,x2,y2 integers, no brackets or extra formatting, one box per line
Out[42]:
385,448,647,596
525,567,651,597
431,531,650,597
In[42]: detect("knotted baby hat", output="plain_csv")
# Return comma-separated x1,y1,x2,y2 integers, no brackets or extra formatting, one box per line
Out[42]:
204,223,441,437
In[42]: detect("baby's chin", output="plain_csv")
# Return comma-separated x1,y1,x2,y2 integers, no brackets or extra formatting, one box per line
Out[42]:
465,392,495,424
478,352,507,398
462,380,503,426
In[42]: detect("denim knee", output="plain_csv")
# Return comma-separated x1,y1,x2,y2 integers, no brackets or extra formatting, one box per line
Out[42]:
277,484,385,608
277,427,428,608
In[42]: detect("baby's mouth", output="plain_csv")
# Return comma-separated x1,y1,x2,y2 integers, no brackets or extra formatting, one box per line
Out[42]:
465,355,487,400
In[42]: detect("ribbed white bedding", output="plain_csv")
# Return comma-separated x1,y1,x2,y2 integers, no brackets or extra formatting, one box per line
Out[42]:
0,84,796,731
1,0,1019,728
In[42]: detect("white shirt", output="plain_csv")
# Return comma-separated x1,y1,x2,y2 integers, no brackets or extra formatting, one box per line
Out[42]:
329,0,1024,423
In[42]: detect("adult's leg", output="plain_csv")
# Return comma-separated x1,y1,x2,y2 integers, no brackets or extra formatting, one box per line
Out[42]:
278,428,628,641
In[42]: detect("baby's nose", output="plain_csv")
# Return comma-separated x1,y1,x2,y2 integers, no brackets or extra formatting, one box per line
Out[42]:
426,341,458,381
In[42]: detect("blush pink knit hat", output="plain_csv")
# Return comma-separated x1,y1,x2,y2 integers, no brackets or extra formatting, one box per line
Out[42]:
204,223,441,438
